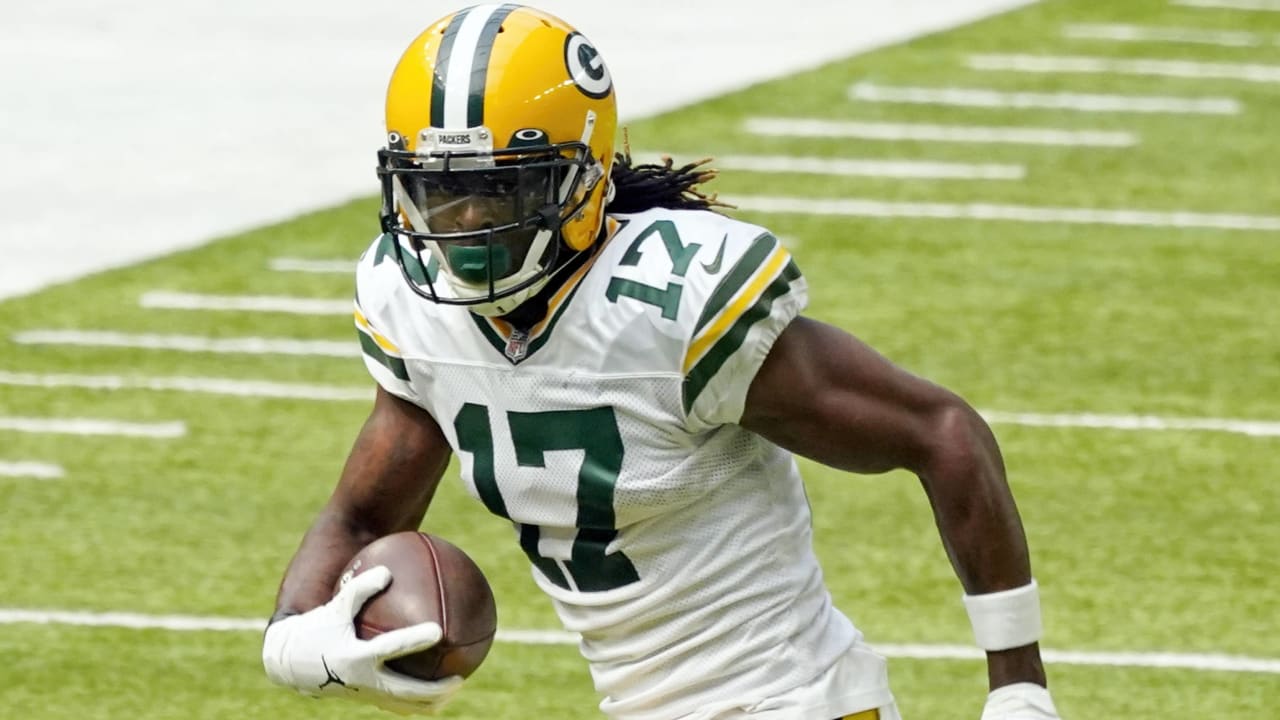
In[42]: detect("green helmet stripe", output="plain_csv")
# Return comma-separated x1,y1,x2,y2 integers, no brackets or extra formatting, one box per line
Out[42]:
431,4,519,129
467,4,520,127
429,7,471,128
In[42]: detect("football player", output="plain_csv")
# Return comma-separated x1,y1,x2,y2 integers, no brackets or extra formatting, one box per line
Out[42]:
262,4,1065,719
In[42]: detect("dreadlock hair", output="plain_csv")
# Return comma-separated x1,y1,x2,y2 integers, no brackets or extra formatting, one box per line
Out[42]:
605,129,732,214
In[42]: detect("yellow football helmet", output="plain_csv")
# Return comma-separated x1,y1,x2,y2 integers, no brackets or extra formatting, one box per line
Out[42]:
377,4,617,316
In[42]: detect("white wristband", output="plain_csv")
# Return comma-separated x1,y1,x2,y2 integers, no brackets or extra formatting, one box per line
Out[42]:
963,579,1042,651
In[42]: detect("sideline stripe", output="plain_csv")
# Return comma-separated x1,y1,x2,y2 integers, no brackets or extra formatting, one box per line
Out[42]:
269,258,354,274
1174,0,1280,10
969,53,1280,84
1,609,1276,674
1062,23,1266,47
643,151,1024,180
0,461,64,479
0,371,370,402
140,292,350,315
12,330,357,358
850,82,1241,114
725,195,1280,231
982,411,1280,438
744,117,1138,147
0,417,185,438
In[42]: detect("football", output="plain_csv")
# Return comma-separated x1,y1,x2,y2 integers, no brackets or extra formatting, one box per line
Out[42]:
336,531,497,680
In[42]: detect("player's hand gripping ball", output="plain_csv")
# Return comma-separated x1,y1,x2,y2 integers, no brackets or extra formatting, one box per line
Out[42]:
336,531,498,680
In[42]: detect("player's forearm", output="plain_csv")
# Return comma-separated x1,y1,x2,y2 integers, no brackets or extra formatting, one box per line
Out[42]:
918,403,1031,593
271,507,378,621
917,404,1048,689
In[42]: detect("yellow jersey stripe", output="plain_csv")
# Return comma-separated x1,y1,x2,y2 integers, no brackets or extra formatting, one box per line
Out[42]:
353,308,402,354
683,246,790,373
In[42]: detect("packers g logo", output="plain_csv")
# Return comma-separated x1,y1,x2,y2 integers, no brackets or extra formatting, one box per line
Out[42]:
564,32,612,99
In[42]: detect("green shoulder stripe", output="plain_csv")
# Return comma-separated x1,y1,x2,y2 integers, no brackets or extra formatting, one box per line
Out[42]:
356,325,410,381
693,233,778,335
683,259,801,413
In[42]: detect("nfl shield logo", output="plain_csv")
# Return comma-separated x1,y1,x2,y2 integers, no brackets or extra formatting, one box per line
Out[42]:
505,330,529,362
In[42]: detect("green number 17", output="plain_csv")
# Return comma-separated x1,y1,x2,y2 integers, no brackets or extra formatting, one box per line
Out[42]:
453,403,640,593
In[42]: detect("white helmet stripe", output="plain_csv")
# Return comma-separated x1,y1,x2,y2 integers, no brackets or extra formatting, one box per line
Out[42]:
441,4,515,129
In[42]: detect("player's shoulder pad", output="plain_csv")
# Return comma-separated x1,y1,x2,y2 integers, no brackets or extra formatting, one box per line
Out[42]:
601,209,807,421
353,233,424,395
354,232,434,317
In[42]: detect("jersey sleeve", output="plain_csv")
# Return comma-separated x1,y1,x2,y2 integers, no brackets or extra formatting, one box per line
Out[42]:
682,231,807,432
353,234,419,404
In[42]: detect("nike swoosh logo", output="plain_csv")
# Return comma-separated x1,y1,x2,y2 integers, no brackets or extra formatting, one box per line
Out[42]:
701,235,727,274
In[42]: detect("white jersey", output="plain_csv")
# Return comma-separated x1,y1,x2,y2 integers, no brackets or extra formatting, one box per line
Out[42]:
353,208,872,719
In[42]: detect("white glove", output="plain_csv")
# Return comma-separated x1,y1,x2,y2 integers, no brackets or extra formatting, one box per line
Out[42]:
980,683,1062,720
263,565,464,715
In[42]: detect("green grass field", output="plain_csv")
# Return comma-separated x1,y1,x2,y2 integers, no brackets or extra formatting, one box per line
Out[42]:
3,0,1278,717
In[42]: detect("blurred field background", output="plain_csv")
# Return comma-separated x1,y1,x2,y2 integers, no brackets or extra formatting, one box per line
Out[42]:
2,0,1278,717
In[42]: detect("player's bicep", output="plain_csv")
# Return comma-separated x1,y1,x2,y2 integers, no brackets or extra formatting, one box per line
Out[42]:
328,386,453,535
741,316,962,475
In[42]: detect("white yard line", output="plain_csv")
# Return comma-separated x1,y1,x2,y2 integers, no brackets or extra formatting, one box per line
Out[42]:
879,643,1280,674
684,153,1026,180
0,461,65,479
140,291,352,315
744,117,1138,147
1173,0,1280,11
269,258,357,274
850,82,1241,114
969,53,1280,83
5,368,1276,437
717,409,1280,438
0,609,266,632
1,608,1276,673
982,411,1280,437
724,195,1280,231
0,371,370,402
11,330,357,358
1062,23,1266,47
0,417,185,438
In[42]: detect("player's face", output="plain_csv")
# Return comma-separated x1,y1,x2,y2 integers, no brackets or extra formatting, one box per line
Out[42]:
427,194,521,234
403,167,555,283
405,167,552,231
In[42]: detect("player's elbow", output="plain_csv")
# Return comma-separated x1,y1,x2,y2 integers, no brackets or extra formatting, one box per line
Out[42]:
916,398,1004,490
